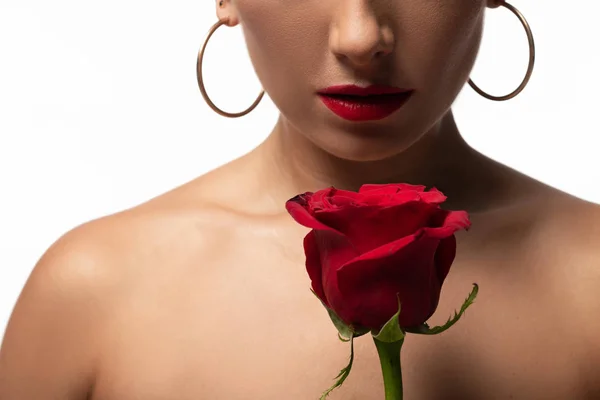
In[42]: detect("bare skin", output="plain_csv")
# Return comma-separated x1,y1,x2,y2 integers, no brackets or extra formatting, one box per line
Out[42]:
1,0,600,399
1,117,600,399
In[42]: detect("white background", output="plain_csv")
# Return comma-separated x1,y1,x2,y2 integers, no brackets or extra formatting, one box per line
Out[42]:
0,1,598,342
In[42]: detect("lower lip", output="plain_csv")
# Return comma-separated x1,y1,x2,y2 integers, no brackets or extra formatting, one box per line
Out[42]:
317,92,412,122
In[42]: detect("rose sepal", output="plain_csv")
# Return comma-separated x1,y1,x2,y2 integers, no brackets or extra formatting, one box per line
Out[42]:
371,294,405,400
309,288,370,399
310,288,370,341
371,293,405,342
404,283,479,335
317,332,355,400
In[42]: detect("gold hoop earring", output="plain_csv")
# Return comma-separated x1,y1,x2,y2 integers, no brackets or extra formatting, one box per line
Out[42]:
197,19,265,118
469,1,535,101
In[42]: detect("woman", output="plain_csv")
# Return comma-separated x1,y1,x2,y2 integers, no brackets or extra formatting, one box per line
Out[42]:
1,0,599,399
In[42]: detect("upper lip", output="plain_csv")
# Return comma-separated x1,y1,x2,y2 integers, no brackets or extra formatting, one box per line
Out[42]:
317,84,413,97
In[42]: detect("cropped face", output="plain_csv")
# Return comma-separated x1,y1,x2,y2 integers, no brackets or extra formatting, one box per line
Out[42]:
218,0,495,161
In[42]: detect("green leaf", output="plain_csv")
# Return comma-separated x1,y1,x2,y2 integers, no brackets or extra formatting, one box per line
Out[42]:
338,332,350,342
404,283,479,335
310,288,354,340
319,333,355,400
372,293,405,343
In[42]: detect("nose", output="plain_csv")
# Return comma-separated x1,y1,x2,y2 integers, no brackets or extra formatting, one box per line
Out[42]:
329,1,394,68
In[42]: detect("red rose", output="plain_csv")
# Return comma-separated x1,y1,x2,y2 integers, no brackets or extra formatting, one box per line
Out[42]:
285,183,471,331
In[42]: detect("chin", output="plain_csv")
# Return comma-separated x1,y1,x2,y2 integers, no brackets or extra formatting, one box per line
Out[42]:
319,138,408,162
314,124,418,162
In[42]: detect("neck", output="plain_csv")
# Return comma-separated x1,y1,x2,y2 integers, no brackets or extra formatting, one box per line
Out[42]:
249,110,515,215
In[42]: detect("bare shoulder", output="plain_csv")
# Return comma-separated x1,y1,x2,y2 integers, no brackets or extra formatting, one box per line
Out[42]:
531,192,600,369
472,188,600,392
0,211,134,398
526,190,600,296
51,173,241,282
0,173,237,399
19,163,245,302
533,191,600,273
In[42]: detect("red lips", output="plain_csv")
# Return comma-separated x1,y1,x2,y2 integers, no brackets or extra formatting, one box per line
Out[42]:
317,84,414,122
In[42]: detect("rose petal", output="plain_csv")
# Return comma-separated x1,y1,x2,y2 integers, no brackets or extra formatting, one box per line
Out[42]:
356,185,401,197
338,233,418,266
329,193,361,208
359,183,427,193
328,188,364,202
314,200,439,253
335,234,442,328
313,229,362,316
285,194,346,236
424,209,471,238
360,189,421,206
307,188,331,212
418,187,447,205
434,235,456,287
303,230,329,307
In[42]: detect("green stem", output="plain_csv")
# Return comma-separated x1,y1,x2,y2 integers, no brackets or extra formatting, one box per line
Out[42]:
373,337,404,400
